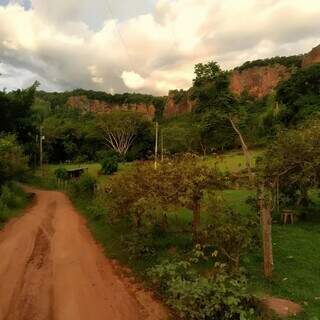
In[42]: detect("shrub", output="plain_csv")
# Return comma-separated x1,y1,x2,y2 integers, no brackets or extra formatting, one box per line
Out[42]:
69,174,97,197
0,182,27,224
100,156,118,175
0,134,28,185
54,167,68,181
148,260,256,320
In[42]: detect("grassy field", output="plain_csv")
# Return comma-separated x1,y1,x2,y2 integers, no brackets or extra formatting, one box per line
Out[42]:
41,149,264,185
204,149,264,172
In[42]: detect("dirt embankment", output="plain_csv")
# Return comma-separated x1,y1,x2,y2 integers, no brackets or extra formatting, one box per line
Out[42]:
0,188,167,320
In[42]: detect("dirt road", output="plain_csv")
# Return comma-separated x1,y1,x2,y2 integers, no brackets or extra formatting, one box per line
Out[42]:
0,188,167,320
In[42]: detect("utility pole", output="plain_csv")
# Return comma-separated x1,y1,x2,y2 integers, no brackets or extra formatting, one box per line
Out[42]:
154,122,159,169
39,126,44,176
161,130,164,162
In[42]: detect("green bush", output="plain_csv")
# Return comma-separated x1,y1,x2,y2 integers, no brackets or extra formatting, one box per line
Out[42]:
148,260,256,320
54,167,69,181
0,134,28,185
0,182,28,225
69,174,97,197
100,156,118,175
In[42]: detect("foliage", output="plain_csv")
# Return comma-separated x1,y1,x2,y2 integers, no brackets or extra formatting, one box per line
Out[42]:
169,89,189,105
191,61,247,153
42,107,102,163
0,182,28,225
201,192,258,270
162,114,202,154
97,111,153,158
148,259,256,320
69,174,97,196
193,61,223,86
36,89,166,119
258,118,320,208
0,134,29,185
106,155,224,241
0,82,38,162
277,64,320,125
235,55,303,72
100,155,119,175
54,167,69,181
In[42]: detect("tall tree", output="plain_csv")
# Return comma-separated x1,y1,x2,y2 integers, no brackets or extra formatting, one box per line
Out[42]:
98,111,153,158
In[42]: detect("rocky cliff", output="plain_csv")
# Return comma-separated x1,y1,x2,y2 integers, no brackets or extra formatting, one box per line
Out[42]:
164,44,320,118
229,64,291,98
164,91,195,118
302,44,320,67
66,96,155,120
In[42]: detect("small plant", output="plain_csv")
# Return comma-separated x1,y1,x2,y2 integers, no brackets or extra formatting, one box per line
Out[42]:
0,182,28,225
148,259,256,320
69,174,97,196
54,167,68,182
100,156,118,175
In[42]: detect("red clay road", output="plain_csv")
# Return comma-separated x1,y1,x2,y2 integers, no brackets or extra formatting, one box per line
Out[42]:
0,187,168,320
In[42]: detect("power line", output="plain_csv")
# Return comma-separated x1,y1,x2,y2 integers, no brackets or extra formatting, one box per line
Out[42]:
105,0,135,72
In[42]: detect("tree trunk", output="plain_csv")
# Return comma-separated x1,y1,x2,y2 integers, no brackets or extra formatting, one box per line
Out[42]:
192,201,201,243
229,117,255,186
258,185,274,278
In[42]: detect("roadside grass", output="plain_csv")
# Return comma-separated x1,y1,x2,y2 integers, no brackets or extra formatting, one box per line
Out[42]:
0,182,31,228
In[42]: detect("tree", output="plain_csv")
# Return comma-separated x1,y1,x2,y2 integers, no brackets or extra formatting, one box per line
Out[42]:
277,64,320,125
257,118,320,277
192,62,254,184
0,82,38,160
107,155,223,241
0,135,28,185
98,111,153,158
193,61,222,87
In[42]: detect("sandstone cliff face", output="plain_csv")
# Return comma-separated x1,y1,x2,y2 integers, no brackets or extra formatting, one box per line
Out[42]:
66,96,155,120
302,45,320,67
164,92,195,118
229,64,291,98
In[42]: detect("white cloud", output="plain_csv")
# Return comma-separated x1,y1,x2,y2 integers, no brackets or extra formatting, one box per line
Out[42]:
121,71,145,89
0,0,320,94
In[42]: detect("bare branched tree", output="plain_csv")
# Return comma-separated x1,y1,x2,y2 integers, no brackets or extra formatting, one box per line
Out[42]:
98,111,141,157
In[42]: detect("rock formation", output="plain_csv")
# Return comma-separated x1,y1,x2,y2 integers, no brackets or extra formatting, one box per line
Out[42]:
229,64,291,98
66,96,155,120
302,44,320,67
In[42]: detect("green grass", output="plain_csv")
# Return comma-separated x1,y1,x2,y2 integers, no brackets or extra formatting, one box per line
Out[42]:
225,190,320,319
204,149,264,173
38,162,134,186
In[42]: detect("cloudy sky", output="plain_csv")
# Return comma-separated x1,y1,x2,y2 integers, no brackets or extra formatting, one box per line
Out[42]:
0,0,319,95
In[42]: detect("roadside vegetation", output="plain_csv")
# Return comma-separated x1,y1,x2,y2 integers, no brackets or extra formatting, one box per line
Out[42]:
0,134,30,227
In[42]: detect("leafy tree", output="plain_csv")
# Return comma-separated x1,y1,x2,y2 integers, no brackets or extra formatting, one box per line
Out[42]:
0,82,38,161
0,135,28,185
98,111,153,158
193,61,222,87
256,118,320,277
277,64,320,125
107,155,223,241
192,62,254,183
101,156,118,175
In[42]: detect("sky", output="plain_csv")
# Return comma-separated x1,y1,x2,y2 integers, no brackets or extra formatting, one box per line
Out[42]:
0,0,320,95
